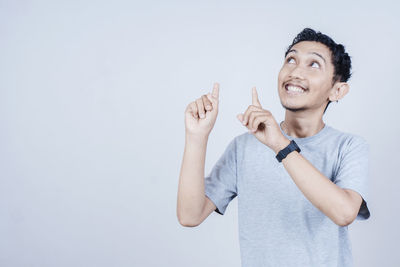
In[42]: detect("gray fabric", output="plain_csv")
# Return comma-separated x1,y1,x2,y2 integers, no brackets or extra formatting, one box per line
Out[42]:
204,121,370,267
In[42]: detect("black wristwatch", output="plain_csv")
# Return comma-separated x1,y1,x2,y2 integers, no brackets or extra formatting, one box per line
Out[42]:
276,140,301,162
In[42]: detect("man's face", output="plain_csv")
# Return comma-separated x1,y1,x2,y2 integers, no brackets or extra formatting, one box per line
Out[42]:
277,41,336,112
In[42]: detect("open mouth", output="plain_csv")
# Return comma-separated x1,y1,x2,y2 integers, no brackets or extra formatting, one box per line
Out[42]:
285,83,307,95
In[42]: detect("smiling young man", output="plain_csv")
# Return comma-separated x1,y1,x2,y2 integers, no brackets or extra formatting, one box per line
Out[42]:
177,28,370,267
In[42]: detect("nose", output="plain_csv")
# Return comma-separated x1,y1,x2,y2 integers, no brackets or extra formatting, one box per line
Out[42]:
288,65,305,80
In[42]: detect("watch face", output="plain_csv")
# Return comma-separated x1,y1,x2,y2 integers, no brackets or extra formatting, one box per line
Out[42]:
292,141,300,152
289,141,296,149
288,141,300,153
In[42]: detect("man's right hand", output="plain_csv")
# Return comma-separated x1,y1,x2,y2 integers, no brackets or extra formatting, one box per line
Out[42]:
184,82,219,137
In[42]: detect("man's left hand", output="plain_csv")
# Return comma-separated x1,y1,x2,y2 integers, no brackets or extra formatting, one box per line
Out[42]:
237,87,291,154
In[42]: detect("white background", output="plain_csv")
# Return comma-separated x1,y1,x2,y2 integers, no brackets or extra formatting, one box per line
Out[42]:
1,0,399,266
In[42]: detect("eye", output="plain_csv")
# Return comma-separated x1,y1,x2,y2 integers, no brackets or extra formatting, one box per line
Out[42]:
310,61,320,68
286,57,296,64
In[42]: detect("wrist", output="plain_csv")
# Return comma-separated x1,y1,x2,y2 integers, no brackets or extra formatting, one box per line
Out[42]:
185,133,209,145
273,138,291,154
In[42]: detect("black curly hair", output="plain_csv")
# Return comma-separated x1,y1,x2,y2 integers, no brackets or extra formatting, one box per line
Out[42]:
284,28,352,114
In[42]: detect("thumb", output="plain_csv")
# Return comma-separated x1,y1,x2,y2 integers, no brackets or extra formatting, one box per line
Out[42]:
237,113,244,123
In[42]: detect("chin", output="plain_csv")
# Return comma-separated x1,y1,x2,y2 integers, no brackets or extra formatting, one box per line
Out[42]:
280,101,308,112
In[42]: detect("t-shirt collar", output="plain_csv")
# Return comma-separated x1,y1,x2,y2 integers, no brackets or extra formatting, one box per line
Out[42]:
279,120,330,145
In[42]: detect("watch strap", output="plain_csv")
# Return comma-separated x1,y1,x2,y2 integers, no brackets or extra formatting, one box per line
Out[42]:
276,140,301,162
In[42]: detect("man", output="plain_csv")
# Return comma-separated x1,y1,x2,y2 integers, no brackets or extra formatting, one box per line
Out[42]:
177,28,370,267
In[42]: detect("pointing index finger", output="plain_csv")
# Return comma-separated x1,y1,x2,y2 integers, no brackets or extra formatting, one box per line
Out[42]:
212,82,219,99
252,87,261,107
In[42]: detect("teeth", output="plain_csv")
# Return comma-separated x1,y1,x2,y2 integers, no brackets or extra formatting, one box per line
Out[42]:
287,85,305,92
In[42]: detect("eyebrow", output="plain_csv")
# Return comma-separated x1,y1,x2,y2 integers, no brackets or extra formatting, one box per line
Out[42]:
286,49,326,63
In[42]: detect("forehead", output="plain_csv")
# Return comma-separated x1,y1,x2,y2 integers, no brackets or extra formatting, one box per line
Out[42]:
289,41,332,61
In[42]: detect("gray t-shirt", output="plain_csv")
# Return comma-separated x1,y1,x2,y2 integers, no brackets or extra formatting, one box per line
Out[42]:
204,121,370,267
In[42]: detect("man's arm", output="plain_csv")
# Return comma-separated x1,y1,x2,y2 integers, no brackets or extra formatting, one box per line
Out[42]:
177,134,216,227
237,87,364,227
274,140,363,227
177,84,220,227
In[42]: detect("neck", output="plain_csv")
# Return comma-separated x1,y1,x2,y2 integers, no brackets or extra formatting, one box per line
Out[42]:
281,110,325,138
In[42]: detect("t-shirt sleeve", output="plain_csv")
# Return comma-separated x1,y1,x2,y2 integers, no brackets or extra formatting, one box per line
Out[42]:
204,137,238,216
334,135,371,220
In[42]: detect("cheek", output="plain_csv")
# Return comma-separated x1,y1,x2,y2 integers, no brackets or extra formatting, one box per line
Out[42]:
310,77,333,99
310,68,333,83
309,72,330,87
278,68,287,83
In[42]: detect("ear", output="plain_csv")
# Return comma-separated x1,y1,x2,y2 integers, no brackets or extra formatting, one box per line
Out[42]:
329,82,349,102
